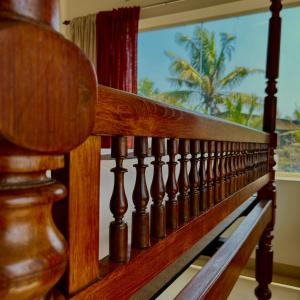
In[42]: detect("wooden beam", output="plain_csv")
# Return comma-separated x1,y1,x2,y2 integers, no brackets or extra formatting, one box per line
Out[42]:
175,199,272,300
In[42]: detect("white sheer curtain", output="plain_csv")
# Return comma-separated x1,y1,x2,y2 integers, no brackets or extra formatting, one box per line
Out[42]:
68,14,97,66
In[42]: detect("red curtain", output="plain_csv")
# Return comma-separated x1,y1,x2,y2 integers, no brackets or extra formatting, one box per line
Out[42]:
96,7,140,148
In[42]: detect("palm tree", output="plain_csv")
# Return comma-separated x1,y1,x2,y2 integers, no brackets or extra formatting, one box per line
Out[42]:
221,92,262,128
138,78,190,108
164,27,262,115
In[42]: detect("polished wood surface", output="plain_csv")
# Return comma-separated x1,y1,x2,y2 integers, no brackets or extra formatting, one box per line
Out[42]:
110,136,128,262
0,0,280,298
255,0,282,298
0,1,97,153
176,200,272,300
166,138,179,230
0,141,67,300
178,139,190,223
132,137,150,248
0,1,97,299
133,196,258,300
189,140,201,217
95,85,270,143
0,0,60,30
150,138,166,239
69,174,270,300
52,137,101,295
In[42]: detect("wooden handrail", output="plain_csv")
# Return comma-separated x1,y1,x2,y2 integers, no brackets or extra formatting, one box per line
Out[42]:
95,85,270,144
175,199,272,300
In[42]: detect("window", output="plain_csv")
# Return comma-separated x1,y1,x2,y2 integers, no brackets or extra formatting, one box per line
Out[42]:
138,7,300,173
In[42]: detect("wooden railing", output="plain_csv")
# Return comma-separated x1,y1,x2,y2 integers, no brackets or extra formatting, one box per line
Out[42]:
0,0,281,299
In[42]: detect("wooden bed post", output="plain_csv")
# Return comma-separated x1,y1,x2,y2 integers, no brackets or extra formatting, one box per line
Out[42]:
255,0,282,299
0,1,97,299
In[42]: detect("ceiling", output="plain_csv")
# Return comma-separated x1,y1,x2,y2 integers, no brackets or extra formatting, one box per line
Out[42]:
60,0,300,32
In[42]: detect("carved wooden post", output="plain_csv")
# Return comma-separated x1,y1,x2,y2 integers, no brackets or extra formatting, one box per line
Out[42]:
0,1,97,298
256,1,282,299
132,137,150,248
200,141,208,211
0,142,68,300
150,138,166,239
189,140,201,217
110,136,128,262
178,139,190,223
166,138,179,230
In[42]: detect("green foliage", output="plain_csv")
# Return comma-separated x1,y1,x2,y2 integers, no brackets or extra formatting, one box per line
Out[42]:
163,27,262,117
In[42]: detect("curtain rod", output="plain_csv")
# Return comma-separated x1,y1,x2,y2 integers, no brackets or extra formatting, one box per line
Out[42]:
63,0,186,25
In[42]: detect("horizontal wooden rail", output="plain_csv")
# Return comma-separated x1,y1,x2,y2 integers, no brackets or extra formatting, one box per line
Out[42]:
70,173,270,300
94,85,270,143
132,196,258,300
176,199,272,300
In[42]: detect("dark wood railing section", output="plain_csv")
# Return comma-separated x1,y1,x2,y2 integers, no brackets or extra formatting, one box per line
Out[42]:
0,0,281,299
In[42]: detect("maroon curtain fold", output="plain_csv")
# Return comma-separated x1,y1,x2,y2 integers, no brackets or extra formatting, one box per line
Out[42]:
96,7,140,148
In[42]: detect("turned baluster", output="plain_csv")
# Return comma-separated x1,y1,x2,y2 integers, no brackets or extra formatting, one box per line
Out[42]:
166,138,179,230
219,141,227,201
200,141,208,211
189,140,201,217
249,143,254,183
132,137,150,249
224,141,230,197
207,141,215,209
227,142,233,196
110,136,128,262
236,142,242,190
214,141,221,203
0,141,68,300
257,144,261,178
230,142,237,194
246,143,251,184
264,144,269,175
241,143,247,188
178,139,190,223
150,137,166,239
254,143,259,180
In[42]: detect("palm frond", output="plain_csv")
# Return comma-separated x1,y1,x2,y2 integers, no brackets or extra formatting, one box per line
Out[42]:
219,67,263,89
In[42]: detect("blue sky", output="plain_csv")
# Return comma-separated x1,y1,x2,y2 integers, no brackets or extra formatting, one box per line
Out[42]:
138,6,300,118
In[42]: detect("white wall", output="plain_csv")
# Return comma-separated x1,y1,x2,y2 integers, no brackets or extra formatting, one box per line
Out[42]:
274,178,300,267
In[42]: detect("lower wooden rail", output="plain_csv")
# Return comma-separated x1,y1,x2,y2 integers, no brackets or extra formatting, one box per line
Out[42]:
176,199,272,300
70,173,270,300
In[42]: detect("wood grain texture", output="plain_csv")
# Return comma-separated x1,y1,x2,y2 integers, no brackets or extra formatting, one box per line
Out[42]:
69,174,270,300
255,226,274,300
176,200,272,300
55,137,101,295
110,136,128,262
132,137,150,249
0,5,97,153
95,85,270,143
0,142,68,300
166,138,179,230
0,0,60,30
132,197,258,300
150,138,166,239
